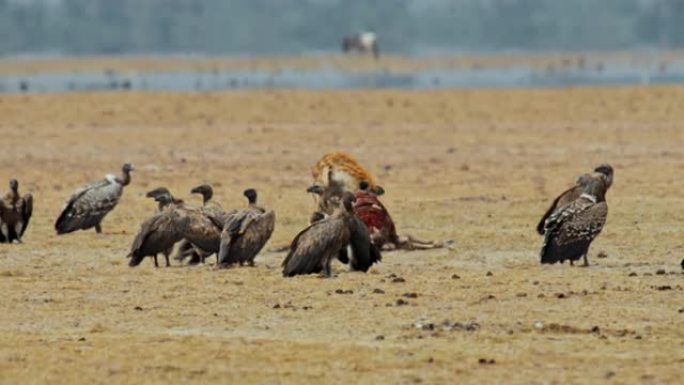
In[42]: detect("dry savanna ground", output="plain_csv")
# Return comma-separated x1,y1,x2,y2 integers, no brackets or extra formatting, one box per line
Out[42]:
0,85,683,384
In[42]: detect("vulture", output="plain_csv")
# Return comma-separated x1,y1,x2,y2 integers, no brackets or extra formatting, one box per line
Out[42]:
217,188,275,267
174,184,229,265
55,163,134,235
0,179,33,243
142,187,185,265
540,174,609,266
536,164,613,235
282,192,380,277
128,193,184,267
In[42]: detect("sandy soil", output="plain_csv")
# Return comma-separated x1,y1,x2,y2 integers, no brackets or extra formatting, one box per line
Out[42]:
0,51,683,75
0,86,683,384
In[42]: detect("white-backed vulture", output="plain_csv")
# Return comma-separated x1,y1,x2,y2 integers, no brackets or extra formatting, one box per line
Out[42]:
128,193,184,267
540,174,609,266
0,179,33,243
55,163,134,235
217,188,275,267
282,192,380,277
537,164,613,235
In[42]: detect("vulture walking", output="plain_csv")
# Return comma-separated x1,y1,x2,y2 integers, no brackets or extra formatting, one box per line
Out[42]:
282,192,380,277
540,174,608,266
537,164,613,235
217,189,275,267
0,179,33,243
128,193,184,267
55,163,134,235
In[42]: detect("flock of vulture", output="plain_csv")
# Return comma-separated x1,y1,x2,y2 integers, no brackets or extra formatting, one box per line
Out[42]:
4,152,674,274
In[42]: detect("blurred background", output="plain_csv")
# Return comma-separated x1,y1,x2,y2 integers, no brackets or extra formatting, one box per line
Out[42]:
3,0,684,91
2,0,683,56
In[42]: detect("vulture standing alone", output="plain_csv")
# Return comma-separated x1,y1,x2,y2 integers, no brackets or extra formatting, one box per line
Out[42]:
0,179,33,243
128,193,185,267
540,174,608,266
537,164,613,235
217,188,275,267
282,192,380,277
55,163,134,235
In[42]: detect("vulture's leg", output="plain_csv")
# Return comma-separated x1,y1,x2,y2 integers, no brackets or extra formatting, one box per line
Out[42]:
582,252,590,267
164,254,171,267
0,223,8,240
323,258,332,278
95,224,102,234
14,223,24,243
570,260,574,266
247,260,255,267
153,255,159,268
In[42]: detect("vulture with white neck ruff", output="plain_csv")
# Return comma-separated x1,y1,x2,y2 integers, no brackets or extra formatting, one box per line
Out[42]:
55,163,134,235
540,173,609,266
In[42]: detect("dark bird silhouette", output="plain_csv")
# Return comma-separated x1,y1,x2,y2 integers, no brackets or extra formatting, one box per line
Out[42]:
282,192,380,277
128,193,185,267
536,164,613,235
540,174,608,266
55,163,134,235
218,189,275,267
0,179,33,243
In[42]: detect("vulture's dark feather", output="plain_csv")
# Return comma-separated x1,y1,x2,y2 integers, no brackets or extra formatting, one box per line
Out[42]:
128,209,184,267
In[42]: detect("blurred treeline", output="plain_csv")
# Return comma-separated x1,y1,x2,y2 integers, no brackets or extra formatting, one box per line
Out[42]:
1,0,683,55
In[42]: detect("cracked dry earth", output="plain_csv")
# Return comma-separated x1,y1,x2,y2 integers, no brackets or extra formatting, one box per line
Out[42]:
0,87,683,384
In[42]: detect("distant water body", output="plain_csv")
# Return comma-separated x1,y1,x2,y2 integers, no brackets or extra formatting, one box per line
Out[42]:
2,65,684,93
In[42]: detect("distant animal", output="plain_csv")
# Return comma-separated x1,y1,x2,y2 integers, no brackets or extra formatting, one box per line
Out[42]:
217,188,275,267
342,32,379,58
55,163,134,235
310,151,384,196
540,174,608,266
282,192,380,277
536,164,613,235
0,179,33,243
128,193,184,268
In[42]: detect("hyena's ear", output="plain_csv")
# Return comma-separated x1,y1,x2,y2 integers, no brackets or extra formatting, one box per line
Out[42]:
306,185,325,195
372,185,385,196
